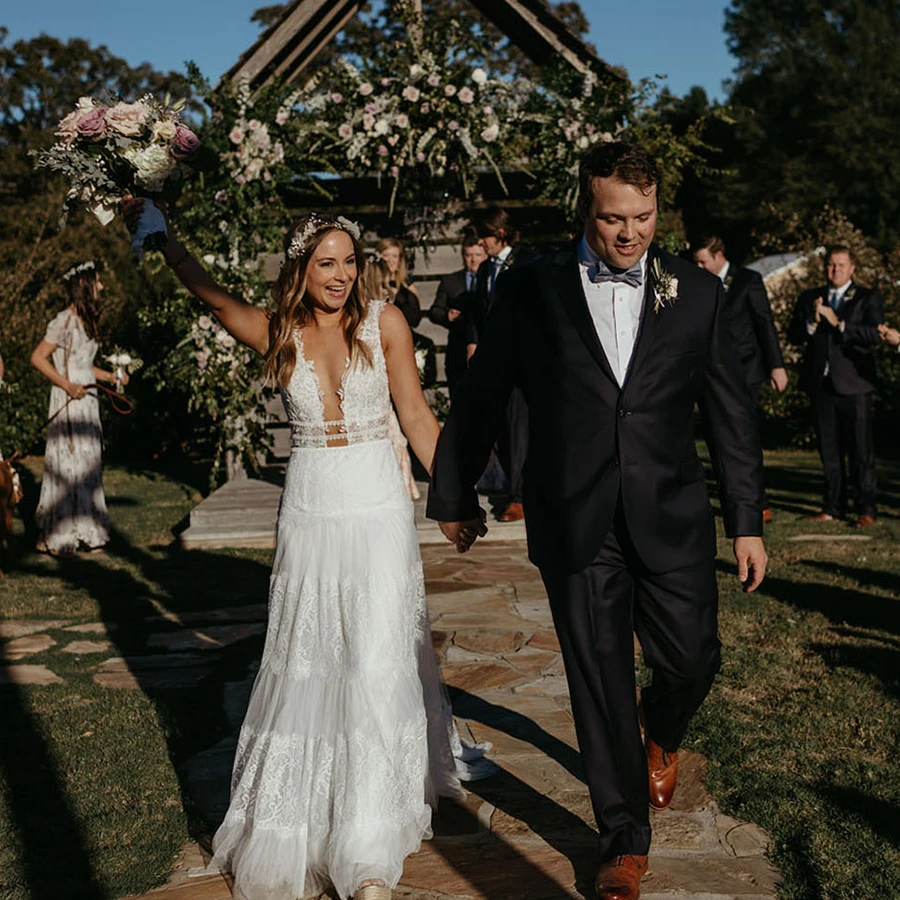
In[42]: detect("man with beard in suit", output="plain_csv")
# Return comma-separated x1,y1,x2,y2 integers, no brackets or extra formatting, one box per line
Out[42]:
429,142,767,899
692,235,788,523
789,247,884,527
465,207,537,522
429,235,487,397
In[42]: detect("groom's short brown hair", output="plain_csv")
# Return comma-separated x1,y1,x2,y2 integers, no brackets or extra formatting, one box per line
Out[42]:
577,142,661,218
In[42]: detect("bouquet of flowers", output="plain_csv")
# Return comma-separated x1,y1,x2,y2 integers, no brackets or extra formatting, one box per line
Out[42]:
32,95,202,259
104,348,144,393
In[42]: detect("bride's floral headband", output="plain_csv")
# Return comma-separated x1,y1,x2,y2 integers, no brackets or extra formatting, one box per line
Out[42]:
62,260,97,281
287,214,362,260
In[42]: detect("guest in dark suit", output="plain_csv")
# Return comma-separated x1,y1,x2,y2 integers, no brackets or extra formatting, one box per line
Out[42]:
429,143,767,900
789,246,884,527
429,235,486,396
692,235,787,523
465,207,537,523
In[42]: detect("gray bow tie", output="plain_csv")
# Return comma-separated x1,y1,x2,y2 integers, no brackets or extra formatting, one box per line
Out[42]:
590,259,643,288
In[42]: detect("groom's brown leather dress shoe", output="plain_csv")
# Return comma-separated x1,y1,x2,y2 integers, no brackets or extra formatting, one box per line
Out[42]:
499,501,524,522
854,514,877,528
594,854,648,899
647,739,678,811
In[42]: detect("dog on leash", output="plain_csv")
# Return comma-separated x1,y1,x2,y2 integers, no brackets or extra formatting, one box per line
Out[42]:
0,451,23,576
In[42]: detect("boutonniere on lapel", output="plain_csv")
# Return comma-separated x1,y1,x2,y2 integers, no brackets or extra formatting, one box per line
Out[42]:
724,273,734,292
651,257,679,314
844,284,857,302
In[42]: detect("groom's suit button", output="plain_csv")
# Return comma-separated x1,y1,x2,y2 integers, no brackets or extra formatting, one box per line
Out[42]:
618,409,630,418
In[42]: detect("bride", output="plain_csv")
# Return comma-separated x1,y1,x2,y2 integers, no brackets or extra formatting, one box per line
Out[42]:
126,203,482,900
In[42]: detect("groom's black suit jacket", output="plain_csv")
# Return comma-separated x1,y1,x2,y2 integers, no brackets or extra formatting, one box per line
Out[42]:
427,243,764,576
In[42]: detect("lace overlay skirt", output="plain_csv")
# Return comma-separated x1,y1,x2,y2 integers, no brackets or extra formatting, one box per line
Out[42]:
209,439,461,900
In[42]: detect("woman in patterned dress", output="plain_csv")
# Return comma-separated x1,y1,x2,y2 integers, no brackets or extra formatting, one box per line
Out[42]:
30,262,124,555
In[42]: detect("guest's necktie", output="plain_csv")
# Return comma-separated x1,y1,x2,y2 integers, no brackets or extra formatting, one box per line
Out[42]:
590,259,643,288
489,258,503,294
829,290,840,311
466,271,475,293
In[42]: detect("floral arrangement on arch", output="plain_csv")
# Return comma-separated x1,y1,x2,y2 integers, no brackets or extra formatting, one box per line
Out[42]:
300,45,531,212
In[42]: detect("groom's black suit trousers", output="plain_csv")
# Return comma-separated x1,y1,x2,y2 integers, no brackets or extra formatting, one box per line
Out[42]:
540,501,720,860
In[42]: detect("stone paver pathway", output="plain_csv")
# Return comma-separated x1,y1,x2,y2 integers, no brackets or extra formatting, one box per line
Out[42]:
0,542,780,899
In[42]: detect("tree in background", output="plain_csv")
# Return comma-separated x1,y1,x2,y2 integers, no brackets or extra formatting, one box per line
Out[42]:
720,0,900,251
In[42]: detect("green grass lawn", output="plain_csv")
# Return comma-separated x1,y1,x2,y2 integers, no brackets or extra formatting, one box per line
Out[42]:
692,449,900,898
0,451,898,899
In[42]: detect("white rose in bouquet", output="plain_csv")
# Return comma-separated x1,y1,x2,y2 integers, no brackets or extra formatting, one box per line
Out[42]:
152,118,178,142
128,144,177,192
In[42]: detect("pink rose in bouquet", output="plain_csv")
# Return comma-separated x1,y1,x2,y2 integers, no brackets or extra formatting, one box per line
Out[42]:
56,104,93,143
106,101,149,136
172,125,201,160
76,106,109,140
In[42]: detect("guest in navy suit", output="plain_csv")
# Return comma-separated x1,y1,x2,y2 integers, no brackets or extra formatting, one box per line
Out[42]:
789,246,884,527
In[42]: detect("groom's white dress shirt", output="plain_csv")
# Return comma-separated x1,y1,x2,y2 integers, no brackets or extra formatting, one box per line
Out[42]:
577,236,647,387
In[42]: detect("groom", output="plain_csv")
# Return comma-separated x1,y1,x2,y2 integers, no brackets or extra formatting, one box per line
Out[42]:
428,142,767,899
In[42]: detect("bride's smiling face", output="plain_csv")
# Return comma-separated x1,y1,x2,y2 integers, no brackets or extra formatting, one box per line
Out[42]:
305,230,358,312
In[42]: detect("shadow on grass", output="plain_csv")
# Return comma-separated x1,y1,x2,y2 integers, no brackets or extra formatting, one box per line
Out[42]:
717,559,900,636
813,783,900,849
810,626,900,701
0,641,104,899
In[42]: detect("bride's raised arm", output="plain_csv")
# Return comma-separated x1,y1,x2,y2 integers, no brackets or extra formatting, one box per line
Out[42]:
123,198,270,355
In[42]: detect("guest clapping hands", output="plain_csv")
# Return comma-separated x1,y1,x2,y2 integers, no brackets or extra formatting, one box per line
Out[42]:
879,323,900,349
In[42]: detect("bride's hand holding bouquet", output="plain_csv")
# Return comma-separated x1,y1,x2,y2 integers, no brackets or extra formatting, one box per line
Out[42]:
32,95,203,259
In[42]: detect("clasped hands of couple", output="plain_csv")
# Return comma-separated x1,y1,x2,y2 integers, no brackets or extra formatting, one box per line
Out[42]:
440,514,768,593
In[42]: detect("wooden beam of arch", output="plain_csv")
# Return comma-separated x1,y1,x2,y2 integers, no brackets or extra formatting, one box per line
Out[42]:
224,0,363,91
223,0,622,92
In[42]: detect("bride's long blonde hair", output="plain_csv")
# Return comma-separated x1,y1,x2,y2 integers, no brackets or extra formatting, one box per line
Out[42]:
264,215,372,387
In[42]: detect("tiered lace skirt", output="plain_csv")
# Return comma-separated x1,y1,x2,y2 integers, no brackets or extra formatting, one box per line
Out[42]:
208,438,461,900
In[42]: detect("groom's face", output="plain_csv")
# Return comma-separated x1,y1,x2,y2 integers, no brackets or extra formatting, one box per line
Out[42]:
584,176,657,270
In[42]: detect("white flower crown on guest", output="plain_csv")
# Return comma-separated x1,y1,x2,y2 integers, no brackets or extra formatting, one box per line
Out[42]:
62,260,97,281
286,214,361,260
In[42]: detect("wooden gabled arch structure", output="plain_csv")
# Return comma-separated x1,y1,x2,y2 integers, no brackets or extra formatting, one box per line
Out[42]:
225,0,622,91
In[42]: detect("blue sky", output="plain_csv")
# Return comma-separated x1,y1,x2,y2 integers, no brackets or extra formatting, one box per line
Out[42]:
3,1,736,101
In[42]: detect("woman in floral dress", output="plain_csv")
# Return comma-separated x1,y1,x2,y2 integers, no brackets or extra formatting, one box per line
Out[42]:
30,262,123,555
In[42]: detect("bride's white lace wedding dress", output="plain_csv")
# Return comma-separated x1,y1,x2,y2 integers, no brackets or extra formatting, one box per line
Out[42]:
208,300,462,900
